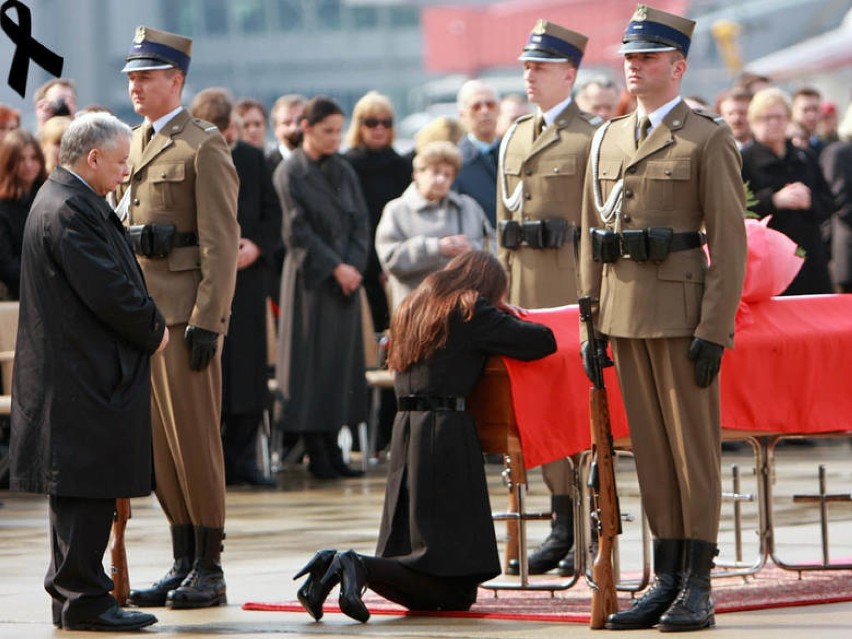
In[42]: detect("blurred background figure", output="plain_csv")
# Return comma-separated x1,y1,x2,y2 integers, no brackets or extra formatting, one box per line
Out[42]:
376,140,493,312
38,116,72,175
575,77,620,121
273,96,369,480
454,79,500,226
715,87,754,150
0,104,20,142
496,94,531,138
684,95,710,110
791,87,826,156
267,94,306,172
818,100,839,146
820,103,852,293
742,88,835,295
190,88,282,487
234,98,268,150
734,71,773,95
33,78,77,130
411,116,464,160
613,87,637,118
0,129,47,300
343,91,411,334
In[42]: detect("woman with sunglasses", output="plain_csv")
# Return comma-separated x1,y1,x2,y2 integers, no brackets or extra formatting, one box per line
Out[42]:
343,92,411,334
293,250,556,622
272,96,369,479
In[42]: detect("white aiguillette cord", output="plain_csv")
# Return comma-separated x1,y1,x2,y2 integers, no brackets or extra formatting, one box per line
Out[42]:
590,121,624,229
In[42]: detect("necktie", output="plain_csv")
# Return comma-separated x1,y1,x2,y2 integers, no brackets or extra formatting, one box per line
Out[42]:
534,114,546,140
637,116,652,147
141,123,154,151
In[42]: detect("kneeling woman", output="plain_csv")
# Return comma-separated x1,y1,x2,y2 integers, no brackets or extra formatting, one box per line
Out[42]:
294,250,557,621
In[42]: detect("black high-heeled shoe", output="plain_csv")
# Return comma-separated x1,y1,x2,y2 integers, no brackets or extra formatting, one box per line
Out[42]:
335,550,370,623
293,549,338,621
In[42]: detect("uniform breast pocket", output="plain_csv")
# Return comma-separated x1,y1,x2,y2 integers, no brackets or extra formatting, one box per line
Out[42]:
543,155,577,180
646,160,690,210
150,162,185,210
597,160,623,201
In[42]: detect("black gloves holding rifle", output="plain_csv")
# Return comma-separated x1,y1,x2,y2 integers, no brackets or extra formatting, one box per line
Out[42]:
687,337,724,388
185,325,219,371
581,334,612,385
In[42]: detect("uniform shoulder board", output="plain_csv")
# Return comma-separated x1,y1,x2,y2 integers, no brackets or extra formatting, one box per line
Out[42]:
580,111,604,127
516,113,535,125
610,113,632,123
693,108,726,125
190,117,220,133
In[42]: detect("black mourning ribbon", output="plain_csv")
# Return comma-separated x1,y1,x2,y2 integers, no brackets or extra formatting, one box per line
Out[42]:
1,0,64,98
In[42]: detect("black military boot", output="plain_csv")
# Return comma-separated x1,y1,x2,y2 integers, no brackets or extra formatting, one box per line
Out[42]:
127,524,194,607
658,539,717,632
605,538,685,630
506,495,574,575
166,527,227,609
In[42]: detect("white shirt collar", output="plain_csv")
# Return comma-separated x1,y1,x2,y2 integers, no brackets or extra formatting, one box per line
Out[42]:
278,142,293,161
638,96,683,133
149,106,184,134
541,95,573,128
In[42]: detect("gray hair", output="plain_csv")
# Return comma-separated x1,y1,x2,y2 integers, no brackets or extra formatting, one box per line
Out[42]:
59,112,132,166
457,79,496,110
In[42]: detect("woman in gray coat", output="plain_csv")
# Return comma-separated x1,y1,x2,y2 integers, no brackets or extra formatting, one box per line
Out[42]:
273,97,370,479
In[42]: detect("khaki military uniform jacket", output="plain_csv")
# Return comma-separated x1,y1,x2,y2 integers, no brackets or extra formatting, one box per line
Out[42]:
579,101,747,347
117,109,240,334
498,101,601,308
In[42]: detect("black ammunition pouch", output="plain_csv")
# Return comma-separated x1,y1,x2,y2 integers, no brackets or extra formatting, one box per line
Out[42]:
499,219,570,250
591,227,704,263
127,224,197,258
590,228,621,263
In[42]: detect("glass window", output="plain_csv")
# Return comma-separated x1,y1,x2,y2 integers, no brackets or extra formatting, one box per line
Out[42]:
203,0,228,35
160,0,199,36
273,0,304,32
389,6,419,28
233,0,267,34
316,0,342,31
350,5,379,30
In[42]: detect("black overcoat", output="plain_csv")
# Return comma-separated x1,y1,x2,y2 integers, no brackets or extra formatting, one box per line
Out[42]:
222,141,282,416
273,149,370,432
820,139,852,290
377,299,556,580
10,168,165,498
741,140,835,294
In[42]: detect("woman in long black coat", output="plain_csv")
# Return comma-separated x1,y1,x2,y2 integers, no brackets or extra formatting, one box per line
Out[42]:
741,88,835,295
293,251,556,622
273,97,370,479
820,105,852,293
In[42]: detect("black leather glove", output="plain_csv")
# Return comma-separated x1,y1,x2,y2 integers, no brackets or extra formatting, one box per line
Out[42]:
580,334,610,384
687,337,724,388
185,325,219,371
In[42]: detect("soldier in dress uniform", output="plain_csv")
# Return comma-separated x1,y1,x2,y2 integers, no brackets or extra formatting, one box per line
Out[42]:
578,5,747,631
114,26,240,610
497,19,602,578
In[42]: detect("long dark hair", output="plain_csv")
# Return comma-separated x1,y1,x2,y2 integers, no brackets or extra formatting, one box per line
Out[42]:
387,251,508,372
0,129,46,200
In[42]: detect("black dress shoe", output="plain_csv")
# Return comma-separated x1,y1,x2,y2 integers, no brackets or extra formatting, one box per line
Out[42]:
335,550,370,623
62,605,157,631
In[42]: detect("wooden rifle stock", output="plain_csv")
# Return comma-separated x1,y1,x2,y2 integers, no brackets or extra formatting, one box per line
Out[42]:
110,498,131,606
579,296,620,629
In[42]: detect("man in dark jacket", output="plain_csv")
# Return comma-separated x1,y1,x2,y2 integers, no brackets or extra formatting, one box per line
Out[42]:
10,112,168,631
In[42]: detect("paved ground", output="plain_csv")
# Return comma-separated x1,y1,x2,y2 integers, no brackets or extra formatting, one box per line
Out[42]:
2,440,852,638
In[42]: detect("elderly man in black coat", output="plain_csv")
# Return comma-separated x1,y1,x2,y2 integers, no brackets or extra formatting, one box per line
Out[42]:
10,113,168,632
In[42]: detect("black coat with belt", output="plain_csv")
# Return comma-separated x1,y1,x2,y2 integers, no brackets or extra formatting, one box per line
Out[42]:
741,139,835,294
377,298,556,580
222,141,282,416
10,168,165,498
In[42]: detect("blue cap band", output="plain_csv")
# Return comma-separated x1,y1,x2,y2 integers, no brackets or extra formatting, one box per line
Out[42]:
525,32,584,66
127,40,190,74
623,19,691,56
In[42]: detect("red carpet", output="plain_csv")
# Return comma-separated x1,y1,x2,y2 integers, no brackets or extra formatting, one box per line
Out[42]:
244,565,852,623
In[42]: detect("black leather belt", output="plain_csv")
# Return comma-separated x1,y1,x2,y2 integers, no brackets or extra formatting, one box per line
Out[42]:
397,395,467,412
669,231,706,252
172,230,199,248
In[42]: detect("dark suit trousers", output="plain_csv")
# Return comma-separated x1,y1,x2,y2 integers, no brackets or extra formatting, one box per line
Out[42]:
360,555,478,611
45,495,116,625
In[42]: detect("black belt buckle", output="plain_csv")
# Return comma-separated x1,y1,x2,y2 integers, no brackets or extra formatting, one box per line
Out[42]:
498,220,521,250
